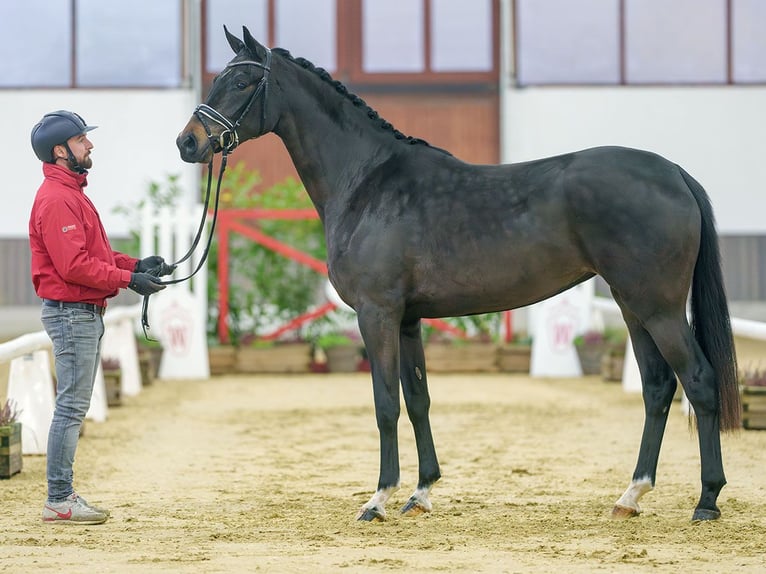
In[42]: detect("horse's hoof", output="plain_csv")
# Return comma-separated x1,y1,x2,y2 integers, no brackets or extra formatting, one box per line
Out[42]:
691,507,721,522
400,497,430,517
611,505,640,520
356,506,385,522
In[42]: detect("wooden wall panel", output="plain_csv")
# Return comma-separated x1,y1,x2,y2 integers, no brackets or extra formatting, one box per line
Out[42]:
220,92,499,190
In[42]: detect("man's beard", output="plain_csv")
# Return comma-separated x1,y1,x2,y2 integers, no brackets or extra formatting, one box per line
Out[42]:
68,154,92,171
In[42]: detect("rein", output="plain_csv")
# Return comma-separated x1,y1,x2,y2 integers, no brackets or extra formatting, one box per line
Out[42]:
140,50,272,338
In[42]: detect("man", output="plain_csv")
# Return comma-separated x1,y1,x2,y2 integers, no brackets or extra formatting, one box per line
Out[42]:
29,110,174,525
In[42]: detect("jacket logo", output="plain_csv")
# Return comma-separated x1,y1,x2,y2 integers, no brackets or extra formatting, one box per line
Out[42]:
62,225,77,233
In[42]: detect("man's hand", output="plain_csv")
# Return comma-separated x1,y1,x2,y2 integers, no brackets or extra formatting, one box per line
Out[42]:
136,255,176,277
128,272,166,296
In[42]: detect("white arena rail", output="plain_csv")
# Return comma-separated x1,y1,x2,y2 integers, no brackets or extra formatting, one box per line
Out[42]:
1,304,142,454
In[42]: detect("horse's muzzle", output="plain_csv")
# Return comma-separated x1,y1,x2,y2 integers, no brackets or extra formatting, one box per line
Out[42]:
176,131,212,164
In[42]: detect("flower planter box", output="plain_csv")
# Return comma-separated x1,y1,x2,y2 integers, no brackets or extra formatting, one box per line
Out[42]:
741,386,766,430
208,346,238,375
138,347,160,386
425,342,498,373
575,342,609,375
103,369,122,407
0,422,22,479
237,343,313,374
495,344,531,373
601,354,625,382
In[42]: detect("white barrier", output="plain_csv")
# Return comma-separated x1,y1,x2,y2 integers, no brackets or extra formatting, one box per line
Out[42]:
141,203,208,379
1,304,142,454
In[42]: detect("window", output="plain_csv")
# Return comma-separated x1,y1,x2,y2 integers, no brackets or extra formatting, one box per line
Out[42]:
515,0,766,86
0,1,183,89
359,0,496,80
0,2,72,88
732,0,766,83
516,0,619,85
625,0,726,83
77,0,182,87
205,0,336,74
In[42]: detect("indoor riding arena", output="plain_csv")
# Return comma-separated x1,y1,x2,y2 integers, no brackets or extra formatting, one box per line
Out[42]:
2,367,766,573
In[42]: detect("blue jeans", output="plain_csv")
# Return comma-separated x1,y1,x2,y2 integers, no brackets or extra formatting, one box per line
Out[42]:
41,304,104,502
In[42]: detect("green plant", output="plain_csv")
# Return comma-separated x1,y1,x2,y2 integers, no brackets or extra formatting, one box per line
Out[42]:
574,327,626,348
0,399,21,426
207,162,327,345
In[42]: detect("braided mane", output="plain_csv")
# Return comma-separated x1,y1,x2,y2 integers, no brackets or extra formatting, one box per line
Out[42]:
273,48,449,154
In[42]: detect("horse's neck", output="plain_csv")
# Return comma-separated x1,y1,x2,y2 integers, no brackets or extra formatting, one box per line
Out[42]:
274,85,390,218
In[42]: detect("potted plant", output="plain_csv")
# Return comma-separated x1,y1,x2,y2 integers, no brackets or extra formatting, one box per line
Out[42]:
574,327,627,376
0,398,22,479
740,367,766,430
600,330,628,381
101,357,122,407
316,332,363,373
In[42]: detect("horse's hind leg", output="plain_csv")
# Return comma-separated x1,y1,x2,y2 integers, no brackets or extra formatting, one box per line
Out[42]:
614,306,726,521
612,311,678,519
641,313,726,521
398,319,441,516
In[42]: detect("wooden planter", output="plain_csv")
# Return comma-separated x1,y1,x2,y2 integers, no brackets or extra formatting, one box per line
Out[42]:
575,342,608,375
425,342,498,373
495,344,531,373
137,347,160,386
103,369,122,407
0,422,22,479
208,346,238,375
601,353,625,382
237,343,312,374
741,386,766,430
325,345,362,373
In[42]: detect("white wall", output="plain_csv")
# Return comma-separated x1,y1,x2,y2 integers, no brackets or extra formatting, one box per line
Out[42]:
3,90,200,239
501,85,766,235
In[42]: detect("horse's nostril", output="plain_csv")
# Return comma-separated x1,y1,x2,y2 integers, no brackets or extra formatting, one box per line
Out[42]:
183,134,197,153
177,133,198,157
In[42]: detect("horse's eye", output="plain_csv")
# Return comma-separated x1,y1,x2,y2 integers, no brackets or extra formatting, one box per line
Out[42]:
236,81,247,90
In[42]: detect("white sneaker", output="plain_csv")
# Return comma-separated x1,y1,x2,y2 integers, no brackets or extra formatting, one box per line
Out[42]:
42,493,108,525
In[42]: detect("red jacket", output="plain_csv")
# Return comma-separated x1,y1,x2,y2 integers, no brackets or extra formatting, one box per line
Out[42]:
29,163,138,307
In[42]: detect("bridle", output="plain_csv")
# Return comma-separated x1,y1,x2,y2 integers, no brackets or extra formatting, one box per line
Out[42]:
194,49,272,155
140,50,272,338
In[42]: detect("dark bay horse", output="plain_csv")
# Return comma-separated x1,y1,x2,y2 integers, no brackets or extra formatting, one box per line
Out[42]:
177,27,741,522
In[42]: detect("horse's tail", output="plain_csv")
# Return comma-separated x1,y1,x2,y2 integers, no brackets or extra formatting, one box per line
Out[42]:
679,166,741,432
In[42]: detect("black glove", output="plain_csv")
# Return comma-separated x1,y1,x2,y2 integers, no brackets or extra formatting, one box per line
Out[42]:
128,272,167,296
135,255,176,277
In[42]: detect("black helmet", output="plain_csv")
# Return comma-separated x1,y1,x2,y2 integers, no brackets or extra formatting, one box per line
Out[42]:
30,110,97,163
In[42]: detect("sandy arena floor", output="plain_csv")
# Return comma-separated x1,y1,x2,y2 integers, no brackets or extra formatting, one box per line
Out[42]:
1,372,765,573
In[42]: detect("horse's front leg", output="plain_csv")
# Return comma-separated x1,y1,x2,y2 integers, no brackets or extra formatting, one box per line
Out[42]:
355,306,403,522
398,319,440,516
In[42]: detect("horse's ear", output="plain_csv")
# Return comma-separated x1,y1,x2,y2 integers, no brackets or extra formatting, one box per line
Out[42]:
224,25,245,54
242,26,268,60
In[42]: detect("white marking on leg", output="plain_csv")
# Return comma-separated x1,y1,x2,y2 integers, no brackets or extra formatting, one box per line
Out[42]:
615,476,654,514
406,486,433,513
360,484,400,519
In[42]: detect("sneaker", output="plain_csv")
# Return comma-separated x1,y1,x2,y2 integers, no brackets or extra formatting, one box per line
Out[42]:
42,493,108,525
76,494,111,518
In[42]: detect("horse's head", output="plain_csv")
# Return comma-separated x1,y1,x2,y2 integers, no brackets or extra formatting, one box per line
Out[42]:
177,26,274,164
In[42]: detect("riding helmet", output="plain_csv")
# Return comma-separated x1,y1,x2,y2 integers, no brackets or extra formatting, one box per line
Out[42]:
30,110,97,163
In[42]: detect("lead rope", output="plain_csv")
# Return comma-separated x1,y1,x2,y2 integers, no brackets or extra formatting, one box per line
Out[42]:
140,151,229,339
